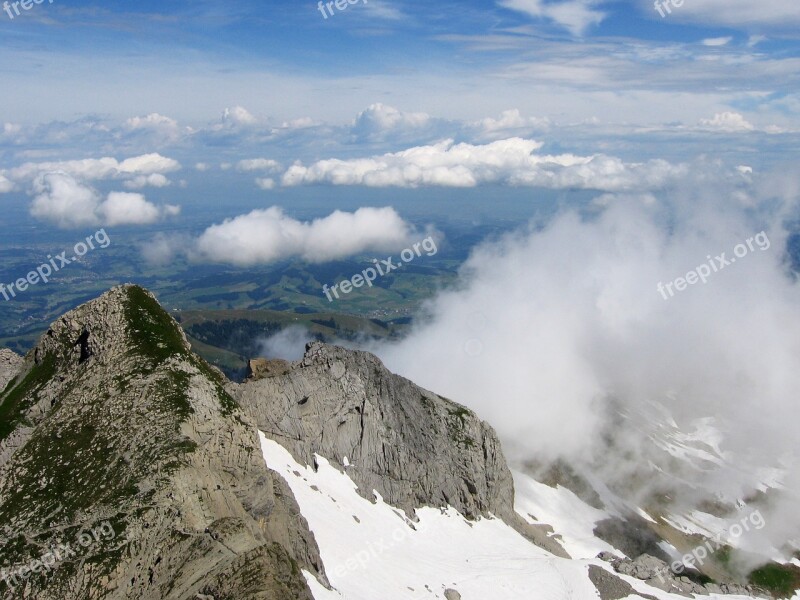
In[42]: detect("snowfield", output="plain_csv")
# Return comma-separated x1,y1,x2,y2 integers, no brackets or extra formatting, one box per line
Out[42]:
258,431,766,600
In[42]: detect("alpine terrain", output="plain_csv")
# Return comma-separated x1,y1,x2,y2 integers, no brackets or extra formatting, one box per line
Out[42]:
0,286,796,600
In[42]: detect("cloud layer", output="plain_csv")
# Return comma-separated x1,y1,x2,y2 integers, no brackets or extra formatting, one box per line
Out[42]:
282,138,688,191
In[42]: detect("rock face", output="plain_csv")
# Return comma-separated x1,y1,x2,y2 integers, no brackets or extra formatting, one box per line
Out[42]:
232,342,569,558
233,341,515,522
0,349,22,391
0,285,324,600
245,358,292,381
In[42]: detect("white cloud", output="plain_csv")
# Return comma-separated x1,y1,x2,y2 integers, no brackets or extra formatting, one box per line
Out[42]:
221,106,257,126
28,172,180,228
651,0,800,30
124,113,178,131
236,158,281,172
122,113,181,143
8,153,181,183
499,0,606,36
3,123,21,136
255,177,276,190
116,153,181,175
123,173,172,189
30,172,101,228
0,174,13,193
351,103,433,142
702,36,733,47
471,109,551,140
282,138,688,192
699,112,755,132
195,206,416,265
140,232,190,266
98,192,162,226
279,117,317,129
194,162,211,172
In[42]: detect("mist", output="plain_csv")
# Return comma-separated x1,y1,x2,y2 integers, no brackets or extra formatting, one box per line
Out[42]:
370,165,800,556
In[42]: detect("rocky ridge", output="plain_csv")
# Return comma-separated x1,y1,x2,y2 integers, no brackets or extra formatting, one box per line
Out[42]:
0,285,324,600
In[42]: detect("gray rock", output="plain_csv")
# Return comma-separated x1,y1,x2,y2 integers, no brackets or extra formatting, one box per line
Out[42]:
0,285,324,600
246,357,292,381
588,564,660,600
233,341,569,558
0,348,22,391
612,553,765,598
444,588,462,600
235,342,516,522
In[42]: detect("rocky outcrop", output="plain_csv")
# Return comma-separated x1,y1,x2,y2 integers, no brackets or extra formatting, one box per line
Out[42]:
232,341,569,558
588,565,660,600
599,552,767,598
245,358,292,381
0,285,324,600
0,349,22,391
233,342,516,522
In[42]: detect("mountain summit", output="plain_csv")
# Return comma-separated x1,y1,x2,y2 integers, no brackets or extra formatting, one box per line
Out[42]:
0,285,323,599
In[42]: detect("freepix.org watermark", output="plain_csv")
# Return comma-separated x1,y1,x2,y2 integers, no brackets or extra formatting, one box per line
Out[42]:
317,0,367,20
333,519,427,578
657,231,770,301
1,520,117,591
322,236,438,302
653,0,685,18
3,0,53,20
655,509,766,583
0,228,111,302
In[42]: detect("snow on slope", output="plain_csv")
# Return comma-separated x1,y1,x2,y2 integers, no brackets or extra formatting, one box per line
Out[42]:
512,469,617,559
259,431,757,600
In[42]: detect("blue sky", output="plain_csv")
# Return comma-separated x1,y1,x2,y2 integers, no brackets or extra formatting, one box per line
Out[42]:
0,0,798,251
1,0,798,124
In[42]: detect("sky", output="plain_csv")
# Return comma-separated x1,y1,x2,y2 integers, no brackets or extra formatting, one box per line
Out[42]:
1,0,799,145
1,0,799,239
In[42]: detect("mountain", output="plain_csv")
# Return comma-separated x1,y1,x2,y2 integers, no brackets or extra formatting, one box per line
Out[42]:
0,286,324,599
0,285,794,599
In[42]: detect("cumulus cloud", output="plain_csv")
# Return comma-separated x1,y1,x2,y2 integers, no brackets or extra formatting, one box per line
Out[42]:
500,0,607,36
282,138,688,192
123,173,172,189
98,192,162,226
30,172,102,228
351,103,433,143
29,172,180,229
699,112,755,132
0,174,13,193
236,158,281,172
122,113,182,144
221,106,258,126
470,109,551,140
195,206,417,265
7,153,181,184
